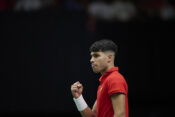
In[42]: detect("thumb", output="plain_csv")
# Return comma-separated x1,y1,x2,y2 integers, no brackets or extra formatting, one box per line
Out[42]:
77,84,83,88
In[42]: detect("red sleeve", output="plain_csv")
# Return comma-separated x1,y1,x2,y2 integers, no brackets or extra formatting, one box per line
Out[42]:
106,76,127,96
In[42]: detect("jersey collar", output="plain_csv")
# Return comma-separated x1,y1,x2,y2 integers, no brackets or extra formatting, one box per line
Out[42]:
99,67,119,84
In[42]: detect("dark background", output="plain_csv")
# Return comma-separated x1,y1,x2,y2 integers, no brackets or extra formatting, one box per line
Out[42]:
0,0,175,117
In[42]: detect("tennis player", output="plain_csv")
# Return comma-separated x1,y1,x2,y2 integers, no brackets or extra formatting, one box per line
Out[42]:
71,39,128,117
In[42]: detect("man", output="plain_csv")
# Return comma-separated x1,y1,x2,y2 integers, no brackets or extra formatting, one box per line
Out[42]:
71,39,128,117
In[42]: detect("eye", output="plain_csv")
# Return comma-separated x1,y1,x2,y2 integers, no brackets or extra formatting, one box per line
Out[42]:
94,54,99,58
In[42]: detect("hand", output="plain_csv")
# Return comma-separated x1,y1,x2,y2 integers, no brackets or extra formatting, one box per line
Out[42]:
71,81,83,99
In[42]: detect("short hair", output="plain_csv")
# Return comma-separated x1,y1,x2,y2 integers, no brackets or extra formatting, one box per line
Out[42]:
89,39,118,54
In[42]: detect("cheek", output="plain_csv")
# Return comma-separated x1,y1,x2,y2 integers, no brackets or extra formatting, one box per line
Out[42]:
98,58,107,67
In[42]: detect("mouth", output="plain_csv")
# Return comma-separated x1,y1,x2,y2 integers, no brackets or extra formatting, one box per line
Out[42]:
91,64,96,68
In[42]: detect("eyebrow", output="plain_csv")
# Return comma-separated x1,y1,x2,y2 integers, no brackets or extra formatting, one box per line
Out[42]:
91,53,99,56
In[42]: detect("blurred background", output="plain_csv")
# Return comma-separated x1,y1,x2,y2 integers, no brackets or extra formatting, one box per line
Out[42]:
0,0,174,117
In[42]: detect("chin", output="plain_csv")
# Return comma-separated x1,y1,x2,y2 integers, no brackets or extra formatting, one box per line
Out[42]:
92,69,100,74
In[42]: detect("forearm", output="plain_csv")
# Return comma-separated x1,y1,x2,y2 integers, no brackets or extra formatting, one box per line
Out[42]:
80,107,96,117
73,95,96,117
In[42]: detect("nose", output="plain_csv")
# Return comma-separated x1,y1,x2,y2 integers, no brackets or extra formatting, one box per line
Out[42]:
90,57,94,63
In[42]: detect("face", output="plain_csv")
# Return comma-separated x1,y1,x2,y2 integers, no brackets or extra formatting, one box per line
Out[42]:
90,51,108,74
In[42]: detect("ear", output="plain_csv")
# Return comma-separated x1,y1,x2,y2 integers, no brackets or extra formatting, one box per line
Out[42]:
107,54,113,63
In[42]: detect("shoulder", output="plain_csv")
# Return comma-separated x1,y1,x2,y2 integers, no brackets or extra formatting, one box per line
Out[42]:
107,71,126,83
105,71,128,95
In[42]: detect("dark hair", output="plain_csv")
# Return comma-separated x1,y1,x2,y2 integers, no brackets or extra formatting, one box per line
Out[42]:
89,39,118,54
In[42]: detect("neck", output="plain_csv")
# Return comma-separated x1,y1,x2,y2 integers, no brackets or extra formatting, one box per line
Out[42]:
101,64,115,75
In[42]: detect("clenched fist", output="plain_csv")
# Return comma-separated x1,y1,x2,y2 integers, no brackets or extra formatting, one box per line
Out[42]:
71,81,83,99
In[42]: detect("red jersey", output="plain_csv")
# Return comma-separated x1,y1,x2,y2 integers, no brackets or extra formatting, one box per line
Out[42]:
97,67,128,117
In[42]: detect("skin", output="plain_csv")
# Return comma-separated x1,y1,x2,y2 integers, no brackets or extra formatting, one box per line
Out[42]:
71,51,126,117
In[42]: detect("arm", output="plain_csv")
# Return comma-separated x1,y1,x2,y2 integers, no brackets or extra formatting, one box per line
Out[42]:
80,100,97,117
71,81,97,117
111,93,126,117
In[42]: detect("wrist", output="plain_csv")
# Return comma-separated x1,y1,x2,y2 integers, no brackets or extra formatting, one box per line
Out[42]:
73,94,81,99
73,94,88,111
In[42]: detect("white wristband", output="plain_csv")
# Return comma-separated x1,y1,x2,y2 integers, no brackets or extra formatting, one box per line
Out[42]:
73,95,88,111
